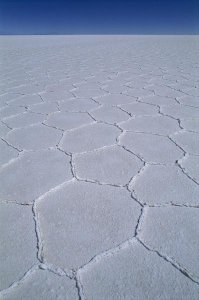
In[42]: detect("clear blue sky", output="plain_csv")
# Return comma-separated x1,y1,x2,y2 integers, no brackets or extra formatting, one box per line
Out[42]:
0,0,199,34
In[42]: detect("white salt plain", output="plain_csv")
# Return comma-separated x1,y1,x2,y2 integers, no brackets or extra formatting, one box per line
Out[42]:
0,35,199,299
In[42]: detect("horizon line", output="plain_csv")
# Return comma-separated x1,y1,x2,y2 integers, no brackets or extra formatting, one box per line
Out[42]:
1,33,199,36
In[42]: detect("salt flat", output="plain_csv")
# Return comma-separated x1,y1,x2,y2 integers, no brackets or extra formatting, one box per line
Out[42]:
0,35,199,299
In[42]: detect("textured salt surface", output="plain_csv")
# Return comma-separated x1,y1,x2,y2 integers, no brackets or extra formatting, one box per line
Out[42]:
0,35,199,299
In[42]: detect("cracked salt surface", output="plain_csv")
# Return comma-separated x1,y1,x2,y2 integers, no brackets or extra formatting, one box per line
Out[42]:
0,139,19,167
8,94,43,107
138,207,199,282
0,203,37,290
120,115,180,135
0,149,72,204
178,95,199,108
2,112,45,128
1,268,78,300
59,98,99,112
73,145,143,186
5,124,62,151
131,164,199,206
120,101,159,116
172,131,199,155
29,101,59,115
36,180,140,271
45,111,93,130
90,105,129,124
79,239,199,300
0,122,10,137
0,35,199,299
59,122,119,153
120,131,183,164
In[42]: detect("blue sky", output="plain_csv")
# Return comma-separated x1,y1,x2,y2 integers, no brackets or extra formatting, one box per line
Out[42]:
0,0,199,34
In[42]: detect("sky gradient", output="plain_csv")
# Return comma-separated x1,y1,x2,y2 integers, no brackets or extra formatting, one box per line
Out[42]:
0,0,199,34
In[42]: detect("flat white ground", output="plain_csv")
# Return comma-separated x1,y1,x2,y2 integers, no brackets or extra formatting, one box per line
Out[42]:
0,36,199,299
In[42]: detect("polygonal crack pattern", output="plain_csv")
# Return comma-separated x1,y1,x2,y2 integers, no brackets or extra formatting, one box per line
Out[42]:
161,104,199,119
0,139,19,167
120,115,180,135
120,131,183,164
2,269,78,300
36,180,141,270
79,239,199,300
73,145,143,186
5,124,62,151
0,36,199,299
179,155,199,184
0,150,72,204
45,111,93,130
95,93,136,105
59,123,120,153
171,131,199,155
131,164,199,206
90,105,129,124
2,112,45,128
8,94,43,107
59,98,99,112
138,207,199,282
0,203,37,290
29,102,59,115
180,119,199,132
120,102,159,116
